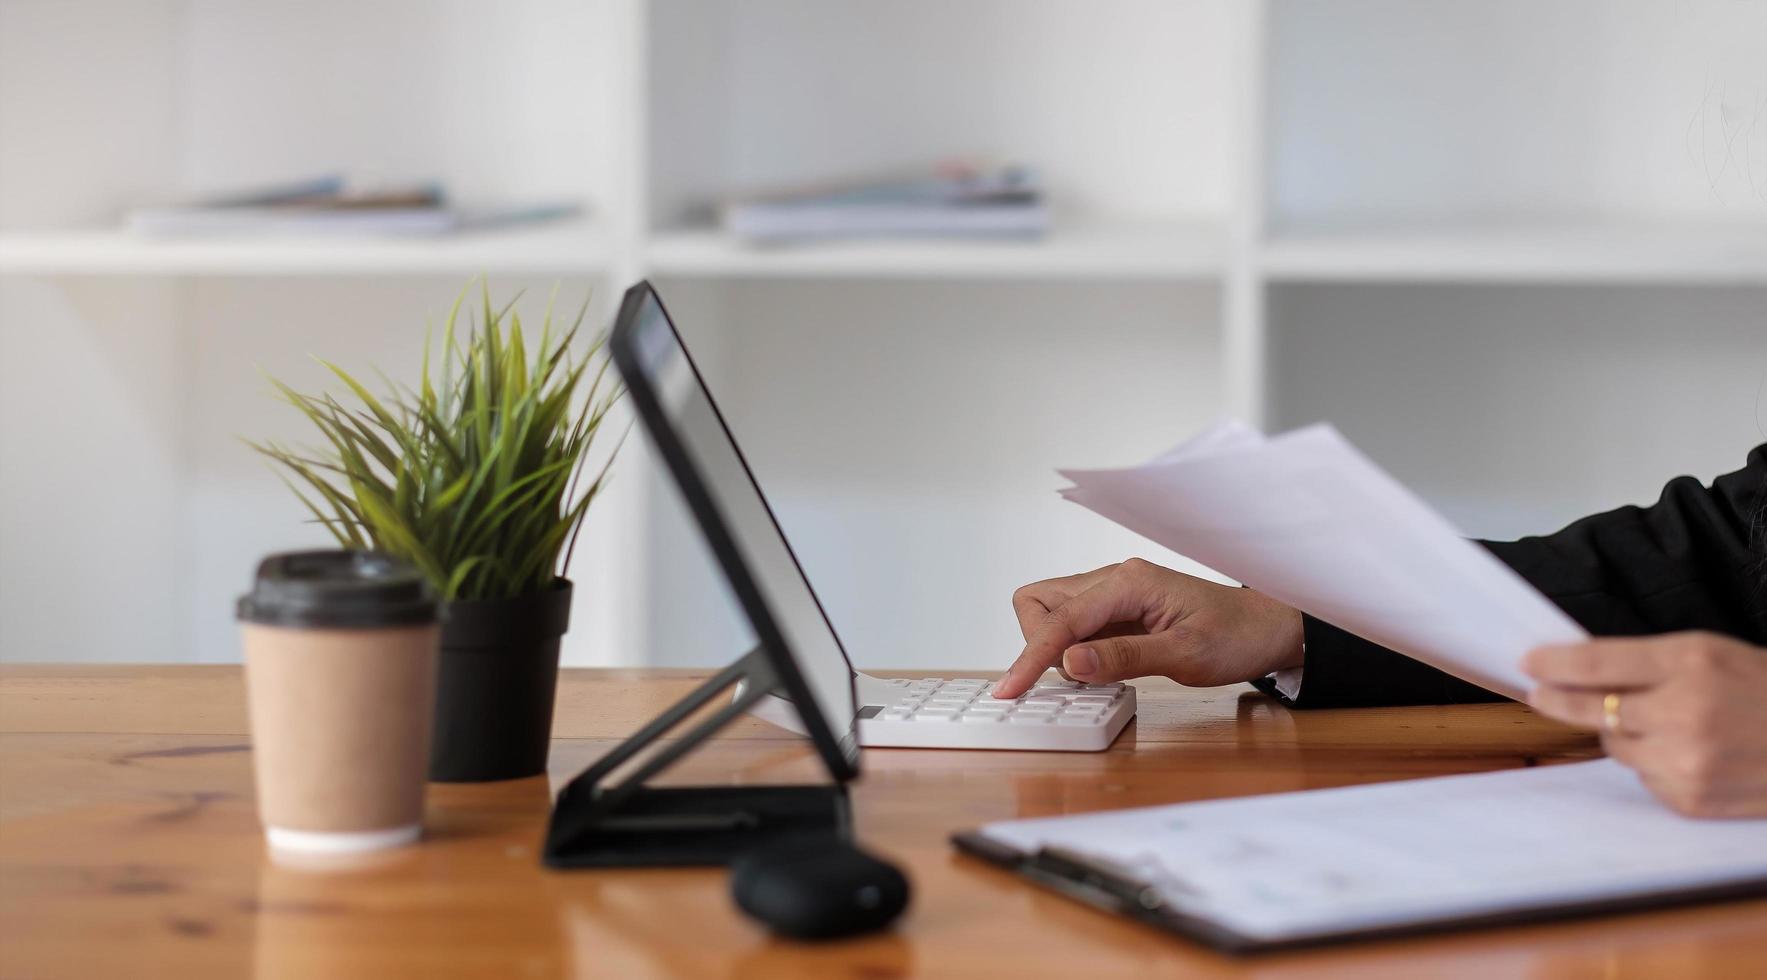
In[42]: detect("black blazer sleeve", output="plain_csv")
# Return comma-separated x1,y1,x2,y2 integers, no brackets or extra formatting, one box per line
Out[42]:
1254,444,1767,709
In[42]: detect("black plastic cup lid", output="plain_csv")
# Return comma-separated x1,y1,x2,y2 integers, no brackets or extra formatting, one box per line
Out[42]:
237,550,438,629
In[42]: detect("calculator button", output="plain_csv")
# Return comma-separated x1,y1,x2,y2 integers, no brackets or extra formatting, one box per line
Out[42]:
965,701,1008,713
1056,715,1100,726
1013,703,1058,714
880,708,912,720
959,712,1004,724
1006,713,1053,725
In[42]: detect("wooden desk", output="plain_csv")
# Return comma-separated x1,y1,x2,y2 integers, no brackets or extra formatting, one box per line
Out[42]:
2,666,1763,978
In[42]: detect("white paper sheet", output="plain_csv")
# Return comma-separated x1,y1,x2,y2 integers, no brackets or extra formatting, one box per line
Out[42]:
1058,420,1587,699
976,760,1767,942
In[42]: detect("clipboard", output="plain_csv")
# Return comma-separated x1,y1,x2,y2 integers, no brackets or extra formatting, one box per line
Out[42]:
951,833,1767,954
948,761,1767,954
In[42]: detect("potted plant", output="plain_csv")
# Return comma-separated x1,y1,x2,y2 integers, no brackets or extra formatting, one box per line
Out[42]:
251,285,622,781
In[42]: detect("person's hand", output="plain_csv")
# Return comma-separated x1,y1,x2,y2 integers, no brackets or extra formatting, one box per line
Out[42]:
1524,632,1767,818
993,558,1304,699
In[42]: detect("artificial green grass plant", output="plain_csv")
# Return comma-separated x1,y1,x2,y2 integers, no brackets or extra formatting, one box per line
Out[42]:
251,285,623,601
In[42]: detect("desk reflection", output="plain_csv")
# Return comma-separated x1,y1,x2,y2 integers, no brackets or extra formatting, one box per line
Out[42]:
1239,901,1767,980
250,776,564,980
557,872,915,980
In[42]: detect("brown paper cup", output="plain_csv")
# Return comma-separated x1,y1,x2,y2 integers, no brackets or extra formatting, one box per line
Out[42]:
243,621,438,853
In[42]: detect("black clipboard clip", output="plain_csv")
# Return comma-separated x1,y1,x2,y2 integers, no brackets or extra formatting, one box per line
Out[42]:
1025,846,1185,913
951,833,1248,949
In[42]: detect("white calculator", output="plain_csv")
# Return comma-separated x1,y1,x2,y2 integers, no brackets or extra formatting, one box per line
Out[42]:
744,672,1137,753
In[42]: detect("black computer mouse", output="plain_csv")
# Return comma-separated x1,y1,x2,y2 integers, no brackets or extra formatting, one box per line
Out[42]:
728,836,910,940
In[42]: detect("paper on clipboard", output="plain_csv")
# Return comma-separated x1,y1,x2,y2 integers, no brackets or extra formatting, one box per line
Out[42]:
1057,421,1586,699
962,758,1767,948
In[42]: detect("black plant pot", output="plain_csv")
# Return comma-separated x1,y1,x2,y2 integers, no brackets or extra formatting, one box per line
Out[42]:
429,579,572,783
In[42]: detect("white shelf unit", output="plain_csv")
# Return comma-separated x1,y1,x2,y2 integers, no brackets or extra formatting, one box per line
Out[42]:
644,221,1227,281
0,0,640,670
1262,222,1767,283
1,0,1761,671
0,222,610,277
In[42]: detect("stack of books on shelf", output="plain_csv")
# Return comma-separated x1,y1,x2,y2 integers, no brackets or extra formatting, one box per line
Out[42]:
126,175,580,237
721,162,1049,244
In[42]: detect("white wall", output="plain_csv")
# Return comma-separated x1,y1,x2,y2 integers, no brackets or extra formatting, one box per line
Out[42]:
639,278,1224,670
0,278,183,662
1269,0,1767,224
176,0,615,205
1269,283,1766,539
647,0,1234,226
0,1,181,227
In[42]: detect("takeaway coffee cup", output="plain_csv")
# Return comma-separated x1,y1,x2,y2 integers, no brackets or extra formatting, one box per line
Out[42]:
238,550,440,854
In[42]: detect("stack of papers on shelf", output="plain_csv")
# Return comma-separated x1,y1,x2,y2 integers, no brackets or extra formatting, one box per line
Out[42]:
721,162,1049,243
1056,420,1587,699
127,175,580,237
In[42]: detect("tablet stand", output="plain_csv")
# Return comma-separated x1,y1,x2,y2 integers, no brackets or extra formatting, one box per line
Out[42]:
542,646,850,868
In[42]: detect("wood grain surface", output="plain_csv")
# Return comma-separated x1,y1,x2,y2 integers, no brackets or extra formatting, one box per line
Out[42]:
2,665,1762,979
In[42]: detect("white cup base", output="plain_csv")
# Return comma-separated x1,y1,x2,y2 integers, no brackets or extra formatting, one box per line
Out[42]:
265,823,422,854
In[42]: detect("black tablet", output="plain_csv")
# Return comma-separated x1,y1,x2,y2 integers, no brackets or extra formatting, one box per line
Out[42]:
609,281,861,782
